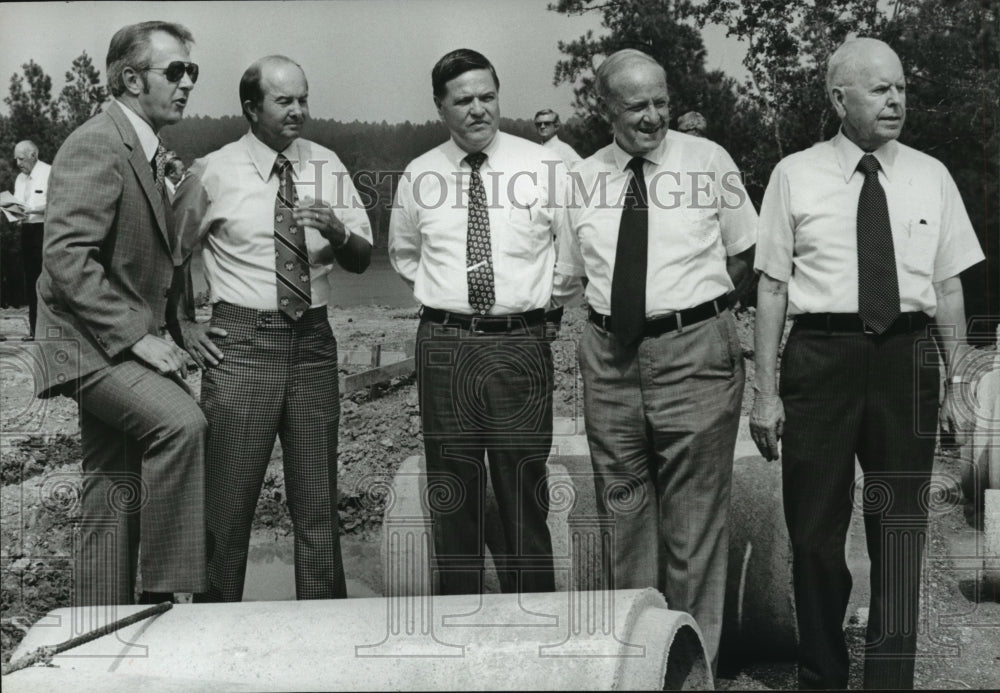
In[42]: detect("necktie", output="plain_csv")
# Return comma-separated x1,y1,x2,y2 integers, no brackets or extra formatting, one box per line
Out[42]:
856,154,900,334
152,142,168,193
274,154,311,320
610,157,649,345
465,151,495,314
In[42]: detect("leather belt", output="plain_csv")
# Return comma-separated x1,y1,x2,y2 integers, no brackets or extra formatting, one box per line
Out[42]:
589,296,727,337
793,312,930,335
420,307,546,334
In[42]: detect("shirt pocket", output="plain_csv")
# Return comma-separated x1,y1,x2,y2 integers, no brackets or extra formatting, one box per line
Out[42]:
502,199,552,260
899,216,939,277
682,207,720,252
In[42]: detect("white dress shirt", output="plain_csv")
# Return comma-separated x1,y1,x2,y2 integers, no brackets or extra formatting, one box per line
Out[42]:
555,130,757,315
755,131,985,316
389,131,570,314
174,132,373,310
13,160,51,224
116,99,160,163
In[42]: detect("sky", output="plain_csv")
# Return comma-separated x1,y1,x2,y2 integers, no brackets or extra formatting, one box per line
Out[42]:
0,0,749,124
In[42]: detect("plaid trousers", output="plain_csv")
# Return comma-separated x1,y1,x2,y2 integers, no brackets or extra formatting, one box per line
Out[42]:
197,302,345,602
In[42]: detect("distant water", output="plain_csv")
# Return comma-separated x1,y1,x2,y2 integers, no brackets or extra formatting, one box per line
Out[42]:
193,249,418,309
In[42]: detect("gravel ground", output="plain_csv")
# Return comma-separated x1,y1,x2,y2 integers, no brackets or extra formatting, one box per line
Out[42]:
2,304,997,690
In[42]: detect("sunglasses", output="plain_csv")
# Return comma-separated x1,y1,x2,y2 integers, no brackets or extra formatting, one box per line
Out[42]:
142,61,199,84
534,120,556,128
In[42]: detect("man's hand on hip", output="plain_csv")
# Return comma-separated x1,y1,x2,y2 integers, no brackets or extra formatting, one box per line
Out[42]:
178,319,227,370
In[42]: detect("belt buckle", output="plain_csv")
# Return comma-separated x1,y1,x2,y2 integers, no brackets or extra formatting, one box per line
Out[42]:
862,321,876,335
470,315,487,334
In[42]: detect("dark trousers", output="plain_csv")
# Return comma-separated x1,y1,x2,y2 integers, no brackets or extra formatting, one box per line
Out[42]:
197,302,346,602
417,318,555,595
780,323,939,689
20,222,43,335
75,360,209,605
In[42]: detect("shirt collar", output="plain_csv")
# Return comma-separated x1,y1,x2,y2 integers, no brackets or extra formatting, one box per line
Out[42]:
610,133,667,172
442,130,503,171
115,99,160,162
832,128,899,183
244,131,306,181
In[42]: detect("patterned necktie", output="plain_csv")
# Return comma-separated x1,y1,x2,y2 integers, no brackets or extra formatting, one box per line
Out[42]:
152,142,167,193
465,151,495,314
274,154,311,320
610,157,649,345
856,154,900,334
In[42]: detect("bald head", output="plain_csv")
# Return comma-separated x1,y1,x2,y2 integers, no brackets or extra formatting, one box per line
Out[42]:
241,55,309,152
595,49,666,104
827,38,906,151
239,55,305,122
14,140,39,175
595,49,670,157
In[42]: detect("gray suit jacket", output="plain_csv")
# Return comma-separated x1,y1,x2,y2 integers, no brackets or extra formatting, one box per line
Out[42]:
34,101,175,398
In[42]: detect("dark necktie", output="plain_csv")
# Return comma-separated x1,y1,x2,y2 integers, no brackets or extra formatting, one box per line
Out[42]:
610,157,649,345
856,154,900,334
274,154,311,320
465,151,495,314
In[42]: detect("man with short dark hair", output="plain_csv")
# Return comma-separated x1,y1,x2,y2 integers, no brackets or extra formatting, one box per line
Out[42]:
174,55,372,602
34,20,206,606
389,49,570,596
554,48,757,670
534,108,582,167
11,139,51,338
751,37,985,689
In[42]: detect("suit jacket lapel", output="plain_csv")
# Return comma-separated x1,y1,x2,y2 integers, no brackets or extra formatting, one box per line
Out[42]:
107,103,172,251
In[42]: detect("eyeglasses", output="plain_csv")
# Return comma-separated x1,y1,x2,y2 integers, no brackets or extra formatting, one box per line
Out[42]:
142,61,199,84
534,120,556,128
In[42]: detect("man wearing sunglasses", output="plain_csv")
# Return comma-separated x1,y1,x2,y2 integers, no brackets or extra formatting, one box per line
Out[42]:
534,108,582,167
33,21,207,607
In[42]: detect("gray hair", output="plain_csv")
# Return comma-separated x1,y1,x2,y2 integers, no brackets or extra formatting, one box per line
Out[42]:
595,49,665,104
826,37,896,100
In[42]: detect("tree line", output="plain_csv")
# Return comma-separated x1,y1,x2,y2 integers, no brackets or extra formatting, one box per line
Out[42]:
1,0,995,337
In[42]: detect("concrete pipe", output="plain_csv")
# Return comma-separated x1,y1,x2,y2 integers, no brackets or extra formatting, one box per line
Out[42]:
5,589,712,691
384,417,870,666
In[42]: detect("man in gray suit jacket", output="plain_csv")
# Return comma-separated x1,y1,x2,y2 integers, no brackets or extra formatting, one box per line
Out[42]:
34,21,207,606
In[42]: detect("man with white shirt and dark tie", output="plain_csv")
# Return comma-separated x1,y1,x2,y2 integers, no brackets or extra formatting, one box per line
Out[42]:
11,140,51,339
389,48,570,596
173,55,373,602
554,48,757,671
750,38,984,689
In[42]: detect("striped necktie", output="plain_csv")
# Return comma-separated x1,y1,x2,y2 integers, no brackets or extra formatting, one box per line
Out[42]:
274,154,311,320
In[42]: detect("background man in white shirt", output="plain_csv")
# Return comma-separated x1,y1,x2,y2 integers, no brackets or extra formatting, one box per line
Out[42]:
390,49,569,596
11,139,51,339
751,38,985,689
533,108,582,167
174,55,373,602
554,48,757,671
